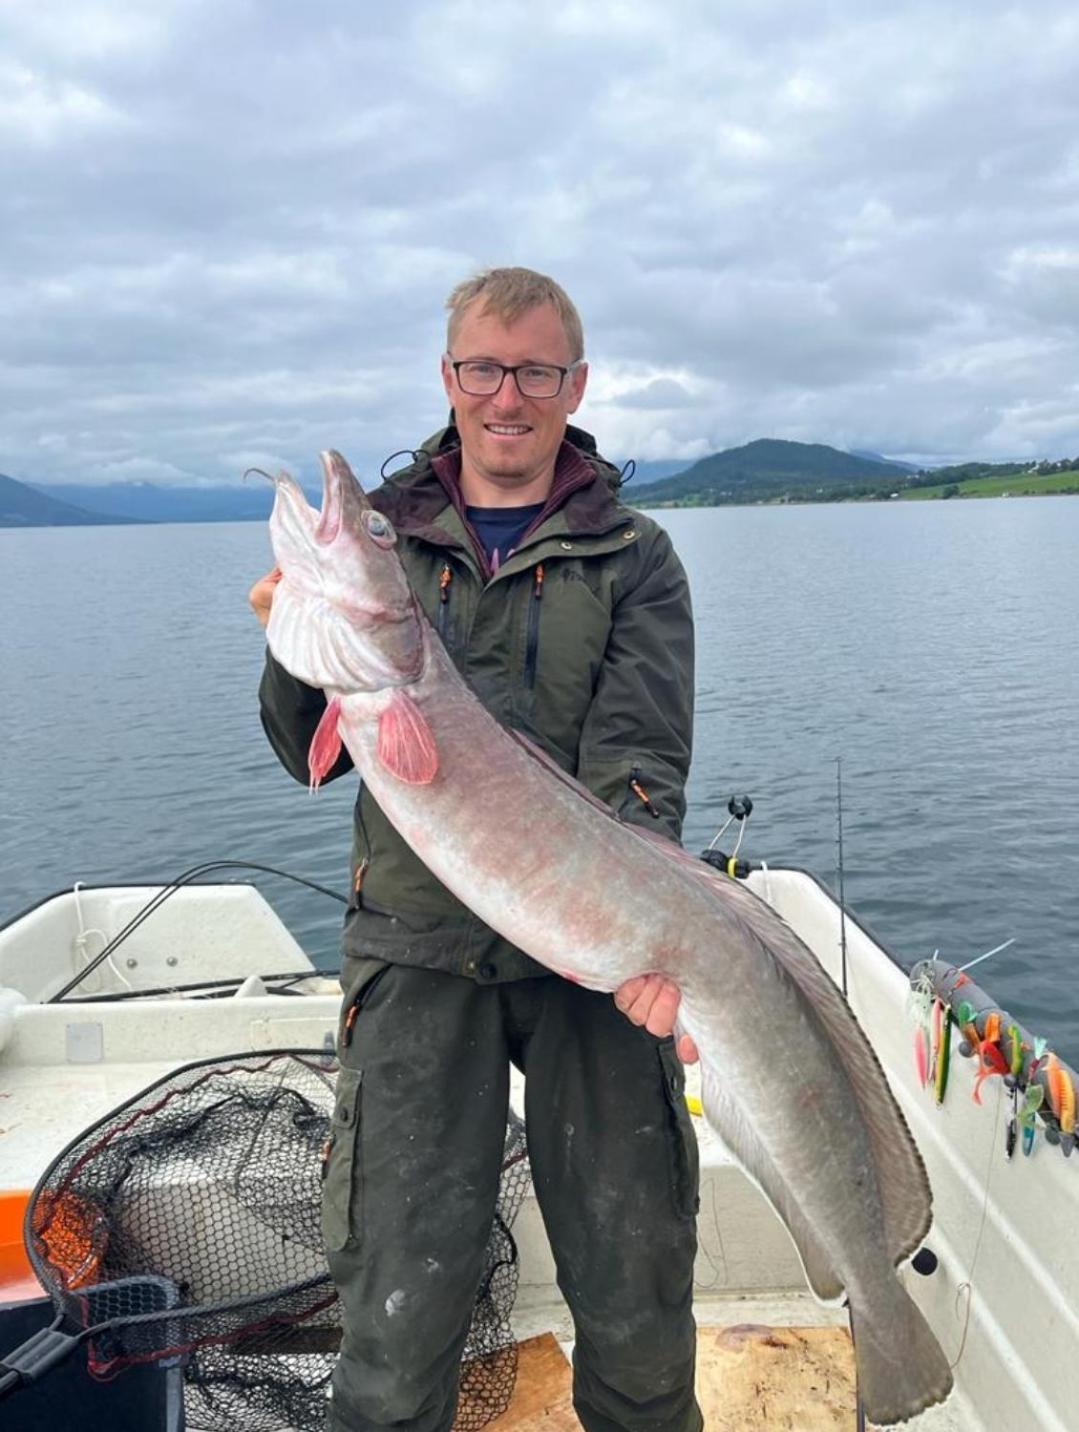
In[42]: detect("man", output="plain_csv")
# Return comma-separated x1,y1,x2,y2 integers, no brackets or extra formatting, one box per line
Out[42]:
250,268,702,1432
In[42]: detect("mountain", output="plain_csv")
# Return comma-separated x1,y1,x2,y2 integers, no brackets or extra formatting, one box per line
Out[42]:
629,439,909,507
848,449,920,473
30,482,310,524
0,472,136,527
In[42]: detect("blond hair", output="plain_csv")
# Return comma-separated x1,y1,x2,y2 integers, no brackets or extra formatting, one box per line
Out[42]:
445,267,585,362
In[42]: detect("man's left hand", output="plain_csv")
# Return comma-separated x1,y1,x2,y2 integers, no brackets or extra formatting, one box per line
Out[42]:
614,974,699,1064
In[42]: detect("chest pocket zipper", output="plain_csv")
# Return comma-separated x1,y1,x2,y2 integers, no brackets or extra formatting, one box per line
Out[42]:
437,562,453,639
524,563,544,688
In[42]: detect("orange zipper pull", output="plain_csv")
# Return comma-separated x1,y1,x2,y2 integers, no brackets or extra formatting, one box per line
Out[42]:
629,766,660,819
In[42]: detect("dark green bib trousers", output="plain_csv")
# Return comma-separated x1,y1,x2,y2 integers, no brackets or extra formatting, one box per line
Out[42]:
324,958,703,1432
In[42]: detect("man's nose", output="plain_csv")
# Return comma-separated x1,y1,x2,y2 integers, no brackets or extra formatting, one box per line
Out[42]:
491,372,524,410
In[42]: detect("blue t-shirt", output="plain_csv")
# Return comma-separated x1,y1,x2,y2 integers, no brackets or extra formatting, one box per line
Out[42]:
465,503,545,572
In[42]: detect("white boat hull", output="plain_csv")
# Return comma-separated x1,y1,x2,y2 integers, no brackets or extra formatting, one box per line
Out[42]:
2,872,1071,1429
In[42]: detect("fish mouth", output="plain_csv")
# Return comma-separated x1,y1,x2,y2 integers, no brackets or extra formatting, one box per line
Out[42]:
314,451,344,545
315,449,369,546
260,463,315,543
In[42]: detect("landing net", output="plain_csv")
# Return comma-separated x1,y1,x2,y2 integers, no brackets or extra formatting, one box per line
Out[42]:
24,1050,530,1431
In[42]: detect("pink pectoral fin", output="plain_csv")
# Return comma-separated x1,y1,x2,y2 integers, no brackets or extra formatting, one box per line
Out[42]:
308,696,344,791
377,690,439,784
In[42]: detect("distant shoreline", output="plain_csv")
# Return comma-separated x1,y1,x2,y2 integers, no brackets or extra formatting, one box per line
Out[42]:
635,478,1079,511
4,486,1077,530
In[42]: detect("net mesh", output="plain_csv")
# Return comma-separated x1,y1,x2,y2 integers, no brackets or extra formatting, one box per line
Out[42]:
25,1050,531,1431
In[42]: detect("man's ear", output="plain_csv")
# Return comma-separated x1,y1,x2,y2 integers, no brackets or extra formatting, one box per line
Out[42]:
566,360,589,415
440,354,454,404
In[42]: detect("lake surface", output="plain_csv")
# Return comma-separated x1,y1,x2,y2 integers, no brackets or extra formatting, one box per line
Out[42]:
2,498,1077,1058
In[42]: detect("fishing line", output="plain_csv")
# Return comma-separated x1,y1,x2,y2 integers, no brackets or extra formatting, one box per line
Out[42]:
949,1079,1006,1370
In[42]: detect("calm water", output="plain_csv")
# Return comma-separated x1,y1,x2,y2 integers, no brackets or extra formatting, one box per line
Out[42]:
2,500,1077,1058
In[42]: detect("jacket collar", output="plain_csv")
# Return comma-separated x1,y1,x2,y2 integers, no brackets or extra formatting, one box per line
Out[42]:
371,422,630,568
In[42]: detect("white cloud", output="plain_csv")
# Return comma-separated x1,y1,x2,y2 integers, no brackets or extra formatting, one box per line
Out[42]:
0,62,126,143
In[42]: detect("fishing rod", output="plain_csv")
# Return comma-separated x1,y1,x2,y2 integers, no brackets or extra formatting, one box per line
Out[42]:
836,756,849,1000
49,860,348,1003
835,757,865,1431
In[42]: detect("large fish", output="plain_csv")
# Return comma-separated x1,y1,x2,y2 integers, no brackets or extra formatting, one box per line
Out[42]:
265,450,953,1427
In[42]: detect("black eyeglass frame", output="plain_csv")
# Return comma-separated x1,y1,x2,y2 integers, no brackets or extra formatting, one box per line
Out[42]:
447,356,585,399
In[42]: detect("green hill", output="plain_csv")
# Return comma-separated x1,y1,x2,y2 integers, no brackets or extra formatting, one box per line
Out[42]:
0,472,136,527
629,439,908,507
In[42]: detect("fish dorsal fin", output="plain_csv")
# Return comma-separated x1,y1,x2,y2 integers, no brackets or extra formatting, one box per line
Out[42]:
507,731,623,819
634,831,932,1268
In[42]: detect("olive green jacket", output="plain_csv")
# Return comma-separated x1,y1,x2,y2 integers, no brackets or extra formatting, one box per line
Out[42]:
259,422,695,981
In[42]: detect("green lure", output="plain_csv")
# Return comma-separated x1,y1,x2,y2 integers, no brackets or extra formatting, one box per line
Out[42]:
1021,1084,1044,1157
934,1007,952,1105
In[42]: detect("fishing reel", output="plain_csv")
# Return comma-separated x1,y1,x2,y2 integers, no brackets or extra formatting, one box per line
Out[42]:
700,795,755,880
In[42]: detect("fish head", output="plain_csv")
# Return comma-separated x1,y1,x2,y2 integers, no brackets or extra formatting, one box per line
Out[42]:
266,450,424,694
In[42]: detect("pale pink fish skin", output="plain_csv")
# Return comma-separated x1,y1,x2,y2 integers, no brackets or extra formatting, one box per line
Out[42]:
265,450,953,1427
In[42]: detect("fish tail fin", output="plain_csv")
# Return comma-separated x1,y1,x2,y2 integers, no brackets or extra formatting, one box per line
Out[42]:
849,1282,953,1426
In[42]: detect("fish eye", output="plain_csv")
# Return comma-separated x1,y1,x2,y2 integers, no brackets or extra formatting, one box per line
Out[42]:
363,510,396,548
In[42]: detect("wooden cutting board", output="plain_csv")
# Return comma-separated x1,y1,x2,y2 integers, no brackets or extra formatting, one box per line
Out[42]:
476,1324,859,1430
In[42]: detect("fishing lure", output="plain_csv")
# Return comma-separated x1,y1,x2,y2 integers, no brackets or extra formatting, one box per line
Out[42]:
972,1039,1008,1105
907,974,934,1089
1007,1024,1023,1079
955,999,980,1056
1046,1054,1076,1136
1020,1084,1044,1157
934,1003,952,1106
1006,1090,1018,1160
914,1026,930,1089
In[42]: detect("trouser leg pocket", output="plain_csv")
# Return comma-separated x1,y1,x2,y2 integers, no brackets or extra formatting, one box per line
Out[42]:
322,1066,363,1253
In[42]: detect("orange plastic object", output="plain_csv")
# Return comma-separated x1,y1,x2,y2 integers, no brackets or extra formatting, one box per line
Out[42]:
0,1190,44,1303
34,1189,107,1291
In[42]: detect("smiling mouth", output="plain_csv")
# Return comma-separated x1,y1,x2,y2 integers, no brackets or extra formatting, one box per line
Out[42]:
485,424,532,436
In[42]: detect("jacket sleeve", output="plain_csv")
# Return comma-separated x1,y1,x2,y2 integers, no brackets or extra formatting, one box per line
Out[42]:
575,525,694,844
258,649,355,787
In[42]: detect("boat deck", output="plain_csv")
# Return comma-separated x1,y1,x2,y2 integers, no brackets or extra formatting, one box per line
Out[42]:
495,1295,974,1430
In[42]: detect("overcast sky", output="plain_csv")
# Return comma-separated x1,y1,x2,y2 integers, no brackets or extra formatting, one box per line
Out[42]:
3,1,1079,487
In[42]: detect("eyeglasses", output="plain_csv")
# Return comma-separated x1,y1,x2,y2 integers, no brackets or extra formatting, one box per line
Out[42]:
448,357,583,400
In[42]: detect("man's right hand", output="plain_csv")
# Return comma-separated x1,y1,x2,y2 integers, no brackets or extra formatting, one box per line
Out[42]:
248,566,283,628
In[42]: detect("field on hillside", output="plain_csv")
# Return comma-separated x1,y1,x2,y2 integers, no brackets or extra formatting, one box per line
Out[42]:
902,471,1079,500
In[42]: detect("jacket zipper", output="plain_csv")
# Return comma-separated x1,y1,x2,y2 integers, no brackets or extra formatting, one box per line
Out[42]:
524,563,544,688
437,561,453,638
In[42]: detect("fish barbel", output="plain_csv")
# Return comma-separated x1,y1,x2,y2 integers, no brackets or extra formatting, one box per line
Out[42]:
265,450,953,1426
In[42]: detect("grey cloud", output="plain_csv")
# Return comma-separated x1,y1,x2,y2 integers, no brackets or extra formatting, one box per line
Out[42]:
2,0,1079,485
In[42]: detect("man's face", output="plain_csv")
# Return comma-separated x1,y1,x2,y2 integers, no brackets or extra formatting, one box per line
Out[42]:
441,301,588,498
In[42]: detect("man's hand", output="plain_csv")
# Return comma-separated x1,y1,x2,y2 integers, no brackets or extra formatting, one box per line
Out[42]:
614,974,699,1064
248,567,283,628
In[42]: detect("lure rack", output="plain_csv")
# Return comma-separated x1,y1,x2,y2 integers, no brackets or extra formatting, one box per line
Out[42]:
909,958,1079,1160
